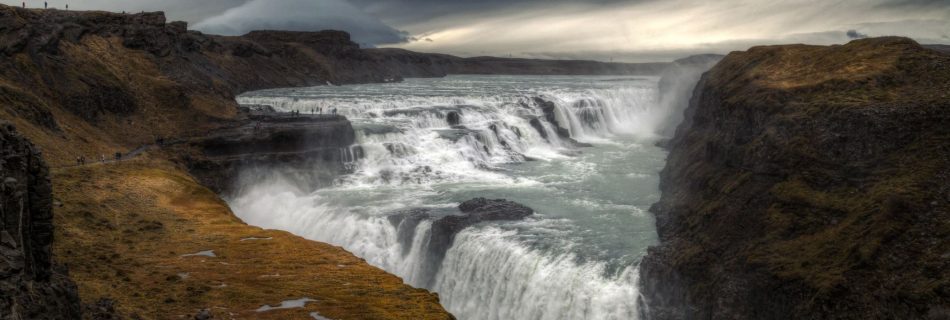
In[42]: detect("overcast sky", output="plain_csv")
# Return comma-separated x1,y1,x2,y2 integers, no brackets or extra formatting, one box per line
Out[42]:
9,0,950,62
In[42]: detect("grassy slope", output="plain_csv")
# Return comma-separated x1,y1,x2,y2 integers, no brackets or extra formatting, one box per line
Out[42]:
53,157,451,319
0,7,453,318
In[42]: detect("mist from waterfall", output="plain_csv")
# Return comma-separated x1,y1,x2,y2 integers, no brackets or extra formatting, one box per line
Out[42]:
229,75,689,320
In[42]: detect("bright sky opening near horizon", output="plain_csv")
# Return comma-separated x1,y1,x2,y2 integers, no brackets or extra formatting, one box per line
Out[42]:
9,0,949,62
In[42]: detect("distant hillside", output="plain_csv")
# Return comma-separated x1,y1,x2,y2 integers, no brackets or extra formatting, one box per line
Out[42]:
365,48,669,76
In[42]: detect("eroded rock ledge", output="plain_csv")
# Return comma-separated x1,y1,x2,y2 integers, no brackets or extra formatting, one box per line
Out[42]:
175,111,358,195
640,37,950,319
389,198,535,287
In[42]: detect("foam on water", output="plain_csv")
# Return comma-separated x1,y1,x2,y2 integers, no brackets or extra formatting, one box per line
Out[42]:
230,75,670,320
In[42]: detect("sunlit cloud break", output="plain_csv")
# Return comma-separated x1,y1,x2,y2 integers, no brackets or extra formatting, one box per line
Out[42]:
7,0,948,61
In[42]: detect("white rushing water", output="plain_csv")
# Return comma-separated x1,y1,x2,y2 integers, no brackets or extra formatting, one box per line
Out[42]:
230,75,670,320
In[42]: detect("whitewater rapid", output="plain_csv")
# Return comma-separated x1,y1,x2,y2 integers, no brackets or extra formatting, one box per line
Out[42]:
230,75,669,320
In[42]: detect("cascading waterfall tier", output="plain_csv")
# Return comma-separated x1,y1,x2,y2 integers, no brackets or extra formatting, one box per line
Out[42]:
230,75,667,320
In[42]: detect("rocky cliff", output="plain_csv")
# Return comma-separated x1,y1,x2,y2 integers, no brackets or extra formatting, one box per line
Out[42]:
0,121,81,319
178,112,359,195
640,37,949,319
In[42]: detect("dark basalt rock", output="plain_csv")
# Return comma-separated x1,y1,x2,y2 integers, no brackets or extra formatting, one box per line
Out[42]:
0,121,81,320
388,198,534,287
640,37,950,319
177,113,358,195
446,111,462,126
430,198,533,286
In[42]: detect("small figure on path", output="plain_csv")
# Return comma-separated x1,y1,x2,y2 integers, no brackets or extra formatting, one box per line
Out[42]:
114,152,121,161
100,154,105,163
332,108,338,115
76,157,81,166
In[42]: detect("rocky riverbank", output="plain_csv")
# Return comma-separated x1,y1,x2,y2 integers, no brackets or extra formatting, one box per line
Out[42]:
640,37,950,319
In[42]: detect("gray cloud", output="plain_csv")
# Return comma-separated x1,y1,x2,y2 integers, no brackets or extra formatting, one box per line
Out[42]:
847,30,869,39
192,0,408,45
4,0,949,61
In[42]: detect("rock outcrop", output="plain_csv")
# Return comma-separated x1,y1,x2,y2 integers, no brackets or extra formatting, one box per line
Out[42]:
430,198,535,259
390,198,534,287
640,37,950,319
176,112,359,195
0,121,81,319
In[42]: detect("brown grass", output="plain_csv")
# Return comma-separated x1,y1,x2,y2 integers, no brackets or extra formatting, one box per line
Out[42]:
53,158,452,319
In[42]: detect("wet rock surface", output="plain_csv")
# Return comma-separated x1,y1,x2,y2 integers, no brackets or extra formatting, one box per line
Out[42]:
640,37,950,319
0,121,81,320
176,112,358,195
390,198,534,287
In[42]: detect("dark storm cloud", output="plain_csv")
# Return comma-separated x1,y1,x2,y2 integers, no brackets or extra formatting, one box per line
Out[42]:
876,0,950,9
349,0,639,24
192,0,410,45
3,0,949,60
847,29,869,39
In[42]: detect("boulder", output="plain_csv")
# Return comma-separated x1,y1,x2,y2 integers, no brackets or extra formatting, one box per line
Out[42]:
445,111,462,126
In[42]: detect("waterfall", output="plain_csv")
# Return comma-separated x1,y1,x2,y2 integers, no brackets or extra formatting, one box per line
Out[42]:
230,75,666,320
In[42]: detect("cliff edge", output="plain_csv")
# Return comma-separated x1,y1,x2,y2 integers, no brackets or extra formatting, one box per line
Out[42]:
0,6,456,318
0,121,81,319
640,37,949,319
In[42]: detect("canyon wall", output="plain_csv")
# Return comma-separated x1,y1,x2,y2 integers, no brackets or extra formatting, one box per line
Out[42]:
640,37,949,319
0,121,81,320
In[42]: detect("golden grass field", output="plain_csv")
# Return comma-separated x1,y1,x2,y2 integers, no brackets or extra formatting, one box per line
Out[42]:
52,157,452,319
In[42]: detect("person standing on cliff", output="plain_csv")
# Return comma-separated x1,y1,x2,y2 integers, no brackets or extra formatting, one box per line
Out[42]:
44,2,47,9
